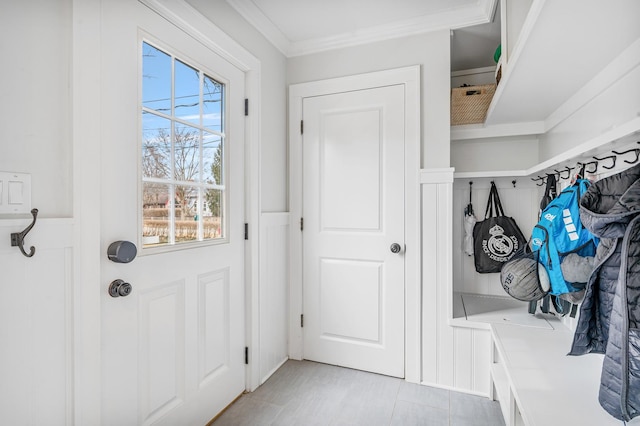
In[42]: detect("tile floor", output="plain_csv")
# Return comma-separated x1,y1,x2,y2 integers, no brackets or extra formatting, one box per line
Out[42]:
212,360,505,426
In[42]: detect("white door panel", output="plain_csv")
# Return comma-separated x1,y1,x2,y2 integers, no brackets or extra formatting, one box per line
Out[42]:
302,85,405,378
101,2,245,425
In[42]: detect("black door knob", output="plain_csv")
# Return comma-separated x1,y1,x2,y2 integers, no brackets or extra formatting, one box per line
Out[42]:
390,243,402,254
109,279,133,297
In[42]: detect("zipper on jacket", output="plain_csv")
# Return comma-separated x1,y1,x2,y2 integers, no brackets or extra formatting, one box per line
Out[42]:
534,224,553,269
618,218,637,421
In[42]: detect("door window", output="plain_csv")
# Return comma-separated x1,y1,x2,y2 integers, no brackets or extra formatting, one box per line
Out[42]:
141,41,226,248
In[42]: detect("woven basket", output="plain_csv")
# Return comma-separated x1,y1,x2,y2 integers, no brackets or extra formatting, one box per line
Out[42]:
451,84,496,126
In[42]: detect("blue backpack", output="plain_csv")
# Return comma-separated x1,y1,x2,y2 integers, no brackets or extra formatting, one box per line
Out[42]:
530,179,598,296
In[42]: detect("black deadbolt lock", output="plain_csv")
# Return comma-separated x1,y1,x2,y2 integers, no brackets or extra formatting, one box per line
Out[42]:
107,241,137,263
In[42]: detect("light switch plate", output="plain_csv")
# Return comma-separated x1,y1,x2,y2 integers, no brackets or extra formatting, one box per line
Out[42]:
0,172,31,214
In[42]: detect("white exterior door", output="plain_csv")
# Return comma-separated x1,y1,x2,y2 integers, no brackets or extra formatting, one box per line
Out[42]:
100,2,245,425
302,85,406,378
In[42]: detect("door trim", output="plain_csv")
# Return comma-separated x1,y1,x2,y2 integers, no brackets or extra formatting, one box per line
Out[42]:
288,65,421,382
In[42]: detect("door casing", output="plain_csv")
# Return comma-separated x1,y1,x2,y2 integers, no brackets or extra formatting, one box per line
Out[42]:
288,66,422,383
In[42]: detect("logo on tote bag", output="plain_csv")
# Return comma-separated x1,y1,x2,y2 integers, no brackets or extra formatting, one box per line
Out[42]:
482,225,520,262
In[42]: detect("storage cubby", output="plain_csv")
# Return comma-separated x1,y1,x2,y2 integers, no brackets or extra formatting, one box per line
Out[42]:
451,177,550,328
450,124,640,330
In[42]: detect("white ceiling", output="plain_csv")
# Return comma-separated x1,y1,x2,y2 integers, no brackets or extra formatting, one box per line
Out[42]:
225,0,500,65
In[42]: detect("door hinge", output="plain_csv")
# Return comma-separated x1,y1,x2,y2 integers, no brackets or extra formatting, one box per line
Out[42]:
300,120,304,134
244,223,249,240
300,314,304,328
244,98,249,116
245,346,249,364
300,217,304,231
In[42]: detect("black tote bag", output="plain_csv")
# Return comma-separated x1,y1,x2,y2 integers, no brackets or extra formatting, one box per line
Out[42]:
473,181,527,273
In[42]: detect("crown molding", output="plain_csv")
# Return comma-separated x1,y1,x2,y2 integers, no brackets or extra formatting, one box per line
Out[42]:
226,0,497,57
225,0,291,56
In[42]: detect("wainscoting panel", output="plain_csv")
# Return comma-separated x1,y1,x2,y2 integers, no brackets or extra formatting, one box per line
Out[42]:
0,218,73,425
421,170,491,396
259,213,290,384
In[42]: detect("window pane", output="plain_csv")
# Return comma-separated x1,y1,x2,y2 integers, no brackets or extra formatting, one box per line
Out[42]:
175,60,200,124
203,133,223,185
141,42,226,249
174,124,201,182
142,43,171,114
203,75,223,131
204,188,223,239
142,113,171,179
175,185,199,243
142,183,170,246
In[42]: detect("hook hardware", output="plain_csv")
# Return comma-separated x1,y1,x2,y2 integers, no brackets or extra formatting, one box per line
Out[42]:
10,208,38,258
464,181,474,216
554,167,573,180
611,148,640,165
593,155,617,170
577,161,598,174
531,176,545,186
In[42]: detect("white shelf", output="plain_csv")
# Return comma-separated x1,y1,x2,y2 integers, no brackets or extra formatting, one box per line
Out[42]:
452,292,553,330
453,117,640,179
454,170,527,179
485,0,640,126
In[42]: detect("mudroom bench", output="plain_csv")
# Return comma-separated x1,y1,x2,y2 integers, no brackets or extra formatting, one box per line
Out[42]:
490,319,639,426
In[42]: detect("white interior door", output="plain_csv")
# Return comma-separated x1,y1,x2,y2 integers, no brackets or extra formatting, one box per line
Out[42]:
302,85,405,378
100,2,245,425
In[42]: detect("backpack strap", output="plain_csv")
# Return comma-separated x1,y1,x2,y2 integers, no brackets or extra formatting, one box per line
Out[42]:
540,174,557,211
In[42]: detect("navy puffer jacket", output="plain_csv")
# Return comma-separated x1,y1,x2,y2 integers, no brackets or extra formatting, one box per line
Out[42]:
569,162,640,421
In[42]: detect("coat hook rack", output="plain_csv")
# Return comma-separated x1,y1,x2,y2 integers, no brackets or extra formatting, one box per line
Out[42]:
593,154,617,169
611,148,640,164
11,208,38,258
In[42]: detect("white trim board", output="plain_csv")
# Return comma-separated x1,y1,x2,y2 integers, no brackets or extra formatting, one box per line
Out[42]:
288,65,422,382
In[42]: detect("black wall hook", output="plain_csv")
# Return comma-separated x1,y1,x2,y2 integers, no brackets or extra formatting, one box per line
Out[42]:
531,175,545,186
555,167,573,180
577,161,598,174
612,148,640,164
593,155,616,169
11,208,38,258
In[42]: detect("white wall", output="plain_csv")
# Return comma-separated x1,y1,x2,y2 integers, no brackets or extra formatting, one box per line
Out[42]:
451,135,539,173
451,67,496,89
286,30,452,169
0,2,74,424
186,0,288,212
0,0,72,218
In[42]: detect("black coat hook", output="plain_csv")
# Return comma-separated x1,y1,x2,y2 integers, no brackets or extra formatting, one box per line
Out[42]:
531,176,545,186
11,208,38,258
577,161,598,174
593,155,616,169
611,148,640,164
555,167,573,180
